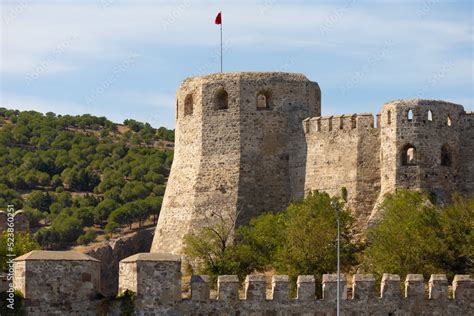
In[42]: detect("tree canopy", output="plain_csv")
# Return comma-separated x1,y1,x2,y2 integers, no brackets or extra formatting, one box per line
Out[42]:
0,108,174,249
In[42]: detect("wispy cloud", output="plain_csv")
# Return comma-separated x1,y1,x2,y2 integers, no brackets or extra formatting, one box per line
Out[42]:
1,1,471,76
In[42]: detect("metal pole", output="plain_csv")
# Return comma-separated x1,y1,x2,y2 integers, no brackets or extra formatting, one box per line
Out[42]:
337,209,340,316
220,18,223,73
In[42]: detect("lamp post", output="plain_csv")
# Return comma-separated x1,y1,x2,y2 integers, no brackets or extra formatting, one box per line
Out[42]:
330,200,340,316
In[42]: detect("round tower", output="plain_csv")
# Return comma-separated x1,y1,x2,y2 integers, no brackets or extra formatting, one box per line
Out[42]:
151,72,321,255
378,99,464,205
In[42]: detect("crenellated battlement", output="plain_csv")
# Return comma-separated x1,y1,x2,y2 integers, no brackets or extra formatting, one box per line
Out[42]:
303,113,381,134
12,250,474,315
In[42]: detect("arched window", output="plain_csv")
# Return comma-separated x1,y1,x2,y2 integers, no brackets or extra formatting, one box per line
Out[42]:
427,110,433,122
215,88,228,110
256,91,270,109
184,94,193,116
441,144,451,166
387,110,391,125
407,109,413,121
401,144,416,166
447,115,452,126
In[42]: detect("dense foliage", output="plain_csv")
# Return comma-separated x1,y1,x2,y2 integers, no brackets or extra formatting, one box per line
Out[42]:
0,108,174,249
184,190,473,285
361,190,474,280
0,232,40,271
184,191,356,288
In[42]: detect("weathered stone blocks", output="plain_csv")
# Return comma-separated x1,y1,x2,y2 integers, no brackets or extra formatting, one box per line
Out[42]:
405,274,424,299
217,275,240,302
118,252,181,306
271,275,290,301
381,273,401,299
13,250,100,309
244,274,266,300
429,274,448,300
322,273,347,300
297,275,315,300
352,274,375,300
453,275,473,301
191,275,210,302
12,251,474,315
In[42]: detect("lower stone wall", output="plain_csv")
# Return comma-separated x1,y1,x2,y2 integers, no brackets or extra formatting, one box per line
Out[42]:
81,227,154,296
11,251,474,316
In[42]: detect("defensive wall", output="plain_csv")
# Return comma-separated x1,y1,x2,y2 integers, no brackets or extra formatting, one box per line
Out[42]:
151,71,474,255
10,250,474,315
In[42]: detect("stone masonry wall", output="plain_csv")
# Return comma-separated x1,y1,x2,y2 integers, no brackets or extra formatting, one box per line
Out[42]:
13,250,101,315
379,100,464,204
12,251,474,315
152,73,320,255
82,226,154,297
459,112,474,194
304,114,380,226
152,72,474,253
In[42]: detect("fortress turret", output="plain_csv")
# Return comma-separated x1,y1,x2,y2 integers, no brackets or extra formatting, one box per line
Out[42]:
378,100,464,201
151,72,321,254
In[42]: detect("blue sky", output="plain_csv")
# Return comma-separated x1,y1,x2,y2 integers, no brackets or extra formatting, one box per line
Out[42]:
1,0,472,128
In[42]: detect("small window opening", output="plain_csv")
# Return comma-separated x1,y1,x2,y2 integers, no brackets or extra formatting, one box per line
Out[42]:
215,89,229,110
256,91,270,109
401,144,416,166
387,110,391,125
408,109,413,121
351,115,356,129
427,110,433,122
447,115,452,126
184,94,193,116
441,144,451,166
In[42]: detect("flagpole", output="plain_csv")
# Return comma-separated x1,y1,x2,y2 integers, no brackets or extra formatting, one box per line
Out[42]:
220,12,223,73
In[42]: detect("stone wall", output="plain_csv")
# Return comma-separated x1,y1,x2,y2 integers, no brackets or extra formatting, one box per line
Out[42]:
152,72,320,255
11,251,474,315
379,100,465,205
13,250,101,315
304,114,380,226
151,72,474,254
460,112,474,195
82,226,154,297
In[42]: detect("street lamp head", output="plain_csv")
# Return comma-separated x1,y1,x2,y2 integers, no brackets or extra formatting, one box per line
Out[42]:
330,200,337,210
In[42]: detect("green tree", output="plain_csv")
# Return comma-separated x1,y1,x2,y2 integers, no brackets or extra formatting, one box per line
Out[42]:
362,190,445,279
95,199,120,224
27,191,53,212
437,194,474,278
77,228,97,245
0,232,40,271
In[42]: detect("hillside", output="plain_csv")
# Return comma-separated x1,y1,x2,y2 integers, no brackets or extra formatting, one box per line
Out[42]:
0,108,174,249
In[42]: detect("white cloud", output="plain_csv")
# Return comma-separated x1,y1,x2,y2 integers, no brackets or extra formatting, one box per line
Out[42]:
1,1,471,77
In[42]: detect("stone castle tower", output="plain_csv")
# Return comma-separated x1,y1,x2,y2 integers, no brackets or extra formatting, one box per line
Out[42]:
151,72,473,254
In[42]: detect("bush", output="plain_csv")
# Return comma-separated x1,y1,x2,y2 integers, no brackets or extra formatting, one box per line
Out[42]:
77,228,97,245
361,190,474,279
184,191,356,287
0,233,40,271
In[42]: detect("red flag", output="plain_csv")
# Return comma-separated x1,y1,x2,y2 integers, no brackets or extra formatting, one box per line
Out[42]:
215,12,222,25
